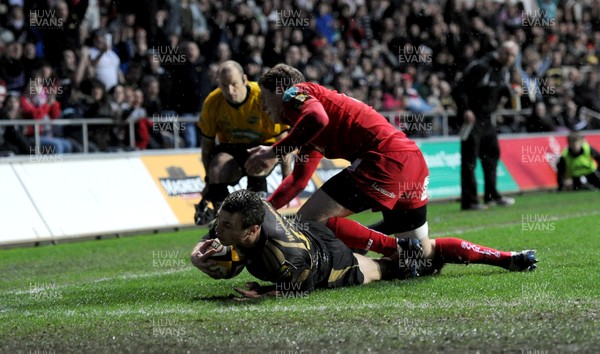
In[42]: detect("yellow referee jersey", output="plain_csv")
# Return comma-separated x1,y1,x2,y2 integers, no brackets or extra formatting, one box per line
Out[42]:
198,81,289,144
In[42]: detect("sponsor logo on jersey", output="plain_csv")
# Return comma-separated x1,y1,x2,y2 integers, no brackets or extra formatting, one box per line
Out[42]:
371,182,396,199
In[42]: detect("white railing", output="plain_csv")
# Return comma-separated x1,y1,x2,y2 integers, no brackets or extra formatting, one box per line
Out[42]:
4,107,596,154
0,116,199,154
0,118,113,153
580,106,600,121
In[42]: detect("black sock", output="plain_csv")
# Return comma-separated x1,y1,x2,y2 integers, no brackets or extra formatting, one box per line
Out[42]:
375,258,399,280
207,183,230,205
247,176,267,194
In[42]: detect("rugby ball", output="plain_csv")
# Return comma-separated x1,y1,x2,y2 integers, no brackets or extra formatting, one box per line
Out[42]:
207,240,246,279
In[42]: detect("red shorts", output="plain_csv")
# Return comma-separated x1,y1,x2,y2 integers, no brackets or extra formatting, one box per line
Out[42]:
346,149,430,211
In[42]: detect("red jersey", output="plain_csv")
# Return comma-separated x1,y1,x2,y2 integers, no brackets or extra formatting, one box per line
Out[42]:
268,83,424,209
272,82,418,160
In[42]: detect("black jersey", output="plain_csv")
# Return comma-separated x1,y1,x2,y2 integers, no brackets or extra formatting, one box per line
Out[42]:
205,200,364,291
236,201,332,291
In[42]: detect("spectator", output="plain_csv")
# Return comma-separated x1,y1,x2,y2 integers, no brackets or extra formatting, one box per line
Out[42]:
113,21,136,72
5,5,26,42
87,29,122,91
402,74,434,113
37,0,85,69
20,71,72,154
142,75,174,148
143,49,173,111
169,41,209,144
438,80,457,114
108,84,129,148
0,41,26,93
526,101,556,133
22,42,42,80
56,49,78,108
382,86,405,111
123,60,144,88
109,85,129,121
0,94,30,155
124,88,153,149
84,79,114,151
179,0,209,42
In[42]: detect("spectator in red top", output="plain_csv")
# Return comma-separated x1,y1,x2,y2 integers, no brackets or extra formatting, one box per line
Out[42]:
21,70,72,154
124,88,152,149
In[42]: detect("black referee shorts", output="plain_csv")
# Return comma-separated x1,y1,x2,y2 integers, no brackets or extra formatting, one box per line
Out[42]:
213,143,271,191
212,143,260,174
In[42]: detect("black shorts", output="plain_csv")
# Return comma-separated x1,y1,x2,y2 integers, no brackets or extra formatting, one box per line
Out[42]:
213,143,271,190
305,221,365,289
212,143,260,174
321,169,427,233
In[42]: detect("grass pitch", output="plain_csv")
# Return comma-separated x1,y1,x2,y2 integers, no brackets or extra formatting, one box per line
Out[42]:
1,191,599,353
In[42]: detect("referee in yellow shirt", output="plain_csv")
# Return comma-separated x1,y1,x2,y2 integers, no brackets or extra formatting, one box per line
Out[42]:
194,61,291,224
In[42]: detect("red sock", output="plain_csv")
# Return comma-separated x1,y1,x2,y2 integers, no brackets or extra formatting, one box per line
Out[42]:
326,217,398,256
435,237,512,268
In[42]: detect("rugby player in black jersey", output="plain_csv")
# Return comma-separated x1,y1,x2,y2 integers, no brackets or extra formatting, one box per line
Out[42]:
191,190,419,298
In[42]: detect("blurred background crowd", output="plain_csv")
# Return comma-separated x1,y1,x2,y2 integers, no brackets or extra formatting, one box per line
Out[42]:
1,0,600,154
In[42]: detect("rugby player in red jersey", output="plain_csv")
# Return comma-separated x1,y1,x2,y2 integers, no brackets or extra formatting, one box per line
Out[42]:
246,64,537,274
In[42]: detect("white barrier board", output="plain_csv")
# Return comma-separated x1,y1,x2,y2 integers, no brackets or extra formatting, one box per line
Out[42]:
0,164,51,244
11,157,178,239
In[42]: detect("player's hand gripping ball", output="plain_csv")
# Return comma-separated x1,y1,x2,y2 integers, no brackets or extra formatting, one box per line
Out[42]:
205,239,245,279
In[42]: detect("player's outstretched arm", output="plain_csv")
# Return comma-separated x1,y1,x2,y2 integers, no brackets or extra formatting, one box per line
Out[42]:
267,149,323,209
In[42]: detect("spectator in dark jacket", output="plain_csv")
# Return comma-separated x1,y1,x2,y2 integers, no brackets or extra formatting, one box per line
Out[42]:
0,94,30,155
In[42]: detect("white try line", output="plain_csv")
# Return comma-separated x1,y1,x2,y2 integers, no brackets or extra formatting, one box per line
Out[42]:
5,298,600,318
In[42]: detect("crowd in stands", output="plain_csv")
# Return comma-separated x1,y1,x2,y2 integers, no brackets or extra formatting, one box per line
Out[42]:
1,0,600,154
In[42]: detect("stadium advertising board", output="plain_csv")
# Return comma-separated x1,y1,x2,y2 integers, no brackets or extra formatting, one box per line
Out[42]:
417,140,519,199
141,153,348,219
141,154,206,225
499,133,600,190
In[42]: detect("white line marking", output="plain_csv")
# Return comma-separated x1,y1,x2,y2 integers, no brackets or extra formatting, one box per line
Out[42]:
4,298,600,318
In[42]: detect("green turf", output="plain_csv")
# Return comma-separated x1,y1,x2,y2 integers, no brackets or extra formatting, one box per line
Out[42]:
1,191,599,353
